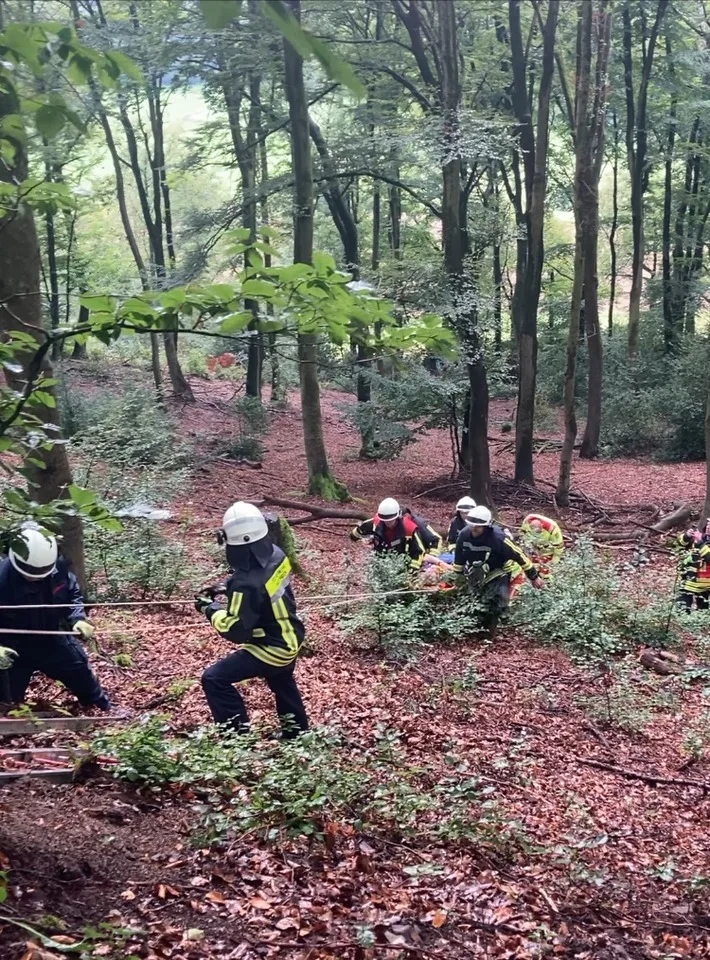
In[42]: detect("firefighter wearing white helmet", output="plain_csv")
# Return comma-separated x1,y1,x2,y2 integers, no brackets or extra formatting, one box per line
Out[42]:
446,495,477,549
0,527,115,712
350,497,428,569
452,506,543,638
195,502,308,737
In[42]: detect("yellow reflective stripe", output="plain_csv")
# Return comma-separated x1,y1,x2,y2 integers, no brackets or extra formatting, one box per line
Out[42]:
266,558,291,599
504,538,533,571
409,531,425,568
274,597,299,653
210,592,243,634
252,628,266,638
241,643,296,666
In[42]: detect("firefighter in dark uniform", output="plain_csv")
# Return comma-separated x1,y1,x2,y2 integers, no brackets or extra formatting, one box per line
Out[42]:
350,498,427,569
401,507,443,554
196,502,309,738
446,496,477,549
453,505,543,635
0,528,113,710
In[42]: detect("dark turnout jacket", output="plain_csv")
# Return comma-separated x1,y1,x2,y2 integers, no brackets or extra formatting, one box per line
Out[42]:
453,526,538,584
203,544,305,667
0,556,85,647
351,514,426,568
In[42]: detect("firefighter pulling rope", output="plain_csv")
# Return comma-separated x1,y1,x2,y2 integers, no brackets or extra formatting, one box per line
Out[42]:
0,499,549,727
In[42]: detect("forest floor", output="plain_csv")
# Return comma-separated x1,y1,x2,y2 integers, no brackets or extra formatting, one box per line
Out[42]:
1,372,710,960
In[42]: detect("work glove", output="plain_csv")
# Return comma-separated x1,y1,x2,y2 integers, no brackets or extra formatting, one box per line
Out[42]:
73,620,96,641
194,595,213,615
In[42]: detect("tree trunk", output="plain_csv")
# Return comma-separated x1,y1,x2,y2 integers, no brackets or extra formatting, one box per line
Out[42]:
703,366,710,524
608,109,618,336
89,95,163,392
0,90,86,589
623,0,668,356
493,240,503,351
558,1,591,506
256,106,285,406
662,34,677,353
44,161,62,360
438,0,492,505
283,0,342,499
509,0,559,484
579,189,603,459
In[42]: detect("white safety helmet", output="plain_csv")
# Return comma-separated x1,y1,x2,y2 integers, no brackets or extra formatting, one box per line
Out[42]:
377,497,401,521
220,501,268,545
466,505,493,527
9,528,58,580
456,496,476,515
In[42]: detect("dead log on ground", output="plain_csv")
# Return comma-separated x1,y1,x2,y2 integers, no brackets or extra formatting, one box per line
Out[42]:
575,756,710,793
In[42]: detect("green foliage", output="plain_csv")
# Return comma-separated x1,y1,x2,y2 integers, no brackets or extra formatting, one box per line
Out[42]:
95,717,522,853
682,711,710,761
223,395,269,463
342,362,467,462
577,664,680,734
341,554,482,660
199,0,367,97
67,385,190,509
84,520,207,601
510,539,680,659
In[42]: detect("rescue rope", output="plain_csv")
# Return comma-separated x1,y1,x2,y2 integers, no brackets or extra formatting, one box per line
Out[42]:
0,586,445,612
0,587,449,635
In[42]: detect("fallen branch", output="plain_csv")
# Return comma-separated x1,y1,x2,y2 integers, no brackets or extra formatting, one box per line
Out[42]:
247,494,368,523
575,756,710,793
650,503,694,533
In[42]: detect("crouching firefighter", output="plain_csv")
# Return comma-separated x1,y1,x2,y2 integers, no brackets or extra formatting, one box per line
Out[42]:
350,498,426,570
453,506,543,637
196,502,309,738
0,528,114,711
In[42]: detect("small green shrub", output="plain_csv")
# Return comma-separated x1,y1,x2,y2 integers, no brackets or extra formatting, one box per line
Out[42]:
94,717,523,853
341,554,483,660
68,385,190,509
577,664,680,734
223,396,269,464
510,539,680,659
340,362,468,463
85,520,208,601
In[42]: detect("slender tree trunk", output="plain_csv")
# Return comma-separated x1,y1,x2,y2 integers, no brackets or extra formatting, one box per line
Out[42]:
0,89,86,588
256,103,285,406
439,0,491,505
608,109,618,336
493,240,503,351
509,0,559,484
45,201,61,358
704,361,710,524
623,0,668,356
579,191,603,459
662,34,677,353
283,0,342,499
558,2,591,506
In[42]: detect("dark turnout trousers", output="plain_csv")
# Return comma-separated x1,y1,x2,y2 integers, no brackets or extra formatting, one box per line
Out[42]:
5,635,109,708
201,648,308,738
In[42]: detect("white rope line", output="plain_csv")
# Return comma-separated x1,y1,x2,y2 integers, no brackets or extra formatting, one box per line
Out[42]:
0,587,449,636
0,586,447,613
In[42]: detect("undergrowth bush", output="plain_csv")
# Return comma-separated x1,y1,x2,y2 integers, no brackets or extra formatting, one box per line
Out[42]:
340,362,468,462
224,396,269,463
85,520,209,600
510,539,681,659
577,663,680,734
67,386,190,509
94,717,523,852
341,554,483,660
537,328,706,461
